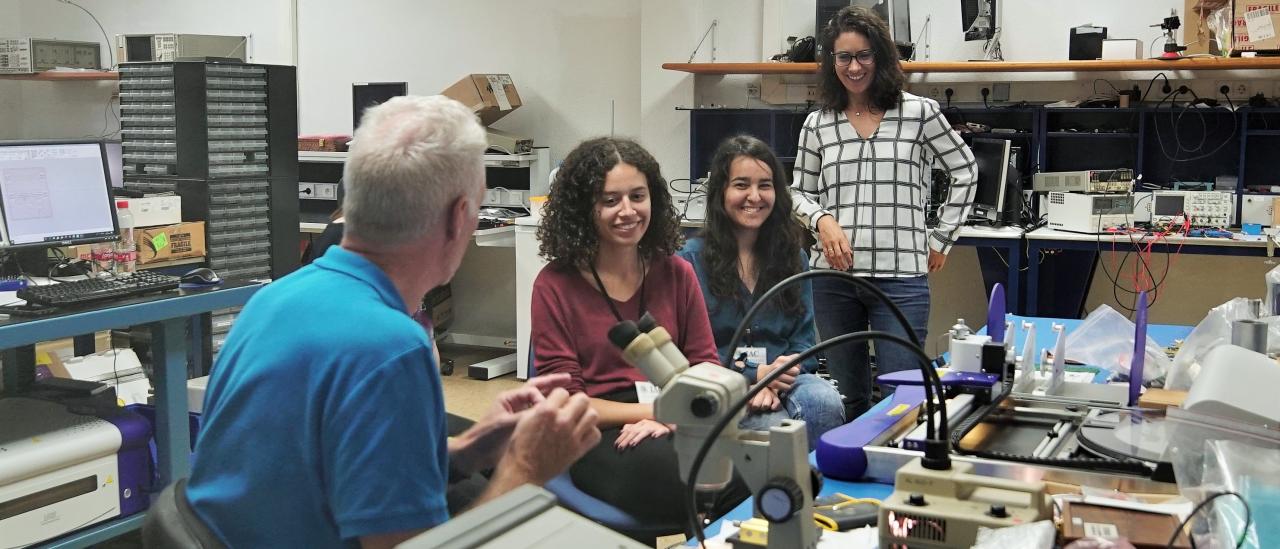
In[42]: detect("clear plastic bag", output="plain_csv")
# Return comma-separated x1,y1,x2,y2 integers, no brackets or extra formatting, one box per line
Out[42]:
972,519,1055,549
1266,264,1280,316
1165,407,1280,548
1064,304,1170,382
1165,298,1280,391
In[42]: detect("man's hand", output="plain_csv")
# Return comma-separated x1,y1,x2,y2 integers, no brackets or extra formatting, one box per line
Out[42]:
749,386,782,412
450,373,575,474
928,249,947,273
757,354,800,393
615,418,673,451
492,389,600,486
817,215,853,271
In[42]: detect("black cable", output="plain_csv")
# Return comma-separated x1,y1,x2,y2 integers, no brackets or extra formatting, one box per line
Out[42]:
686,270,946,546
1141,73,1171,102
1152,87,1238,164
683,330,938,547
1093,78,1122,97
721,270,941,438
1165,491,1251,549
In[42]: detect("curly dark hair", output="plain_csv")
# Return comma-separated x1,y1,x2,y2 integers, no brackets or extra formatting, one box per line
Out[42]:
537,137,681,270
818,5,905,114
699,135,807,316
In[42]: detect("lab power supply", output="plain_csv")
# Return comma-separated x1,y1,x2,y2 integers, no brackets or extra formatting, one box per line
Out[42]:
1045,192,1135,232
1032,169,1134,193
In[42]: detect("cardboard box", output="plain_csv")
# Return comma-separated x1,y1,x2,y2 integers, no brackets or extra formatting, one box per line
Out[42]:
1101,39,1143,59
127,195,182,228
136,221,206,265
441,74,522,126
297,135,350,152
1186,0,1229,55
1232,0,1280,52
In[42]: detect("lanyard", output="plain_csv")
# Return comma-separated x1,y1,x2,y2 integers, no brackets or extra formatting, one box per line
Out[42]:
588,260,646,323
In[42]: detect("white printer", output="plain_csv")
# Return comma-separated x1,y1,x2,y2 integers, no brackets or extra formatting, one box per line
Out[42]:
0,397,151,546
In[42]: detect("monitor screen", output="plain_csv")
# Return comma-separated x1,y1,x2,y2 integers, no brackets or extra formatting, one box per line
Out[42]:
1153,194,1185,216
0,141,118,248
962,0,996,41
104,140,123,188
353,82,407,131
969,138,1011,222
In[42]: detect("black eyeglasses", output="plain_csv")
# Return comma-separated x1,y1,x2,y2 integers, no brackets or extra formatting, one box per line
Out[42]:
833,49,875,67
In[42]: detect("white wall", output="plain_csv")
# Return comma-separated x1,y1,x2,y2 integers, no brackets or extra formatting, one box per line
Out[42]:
9,0,294,139
10,0,642,166
296,0,640,165
640,1,698,181
0,2,24,139
763,0,1186,62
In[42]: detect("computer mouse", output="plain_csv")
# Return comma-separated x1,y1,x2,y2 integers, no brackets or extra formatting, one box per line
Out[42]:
181,267,220,284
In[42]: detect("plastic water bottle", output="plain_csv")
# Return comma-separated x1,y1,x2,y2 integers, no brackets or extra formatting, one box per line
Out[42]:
91,241,114,274
114,200,136,274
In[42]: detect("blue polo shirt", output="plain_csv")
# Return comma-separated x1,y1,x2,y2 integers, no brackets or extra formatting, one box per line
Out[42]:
677,237,818,382
187,246,449,548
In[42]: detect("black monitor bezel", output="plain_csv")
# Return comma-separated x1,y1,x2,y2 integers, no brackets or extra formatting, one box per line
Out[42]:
0,139,120,250
352,82,408,132
969,137,1012,223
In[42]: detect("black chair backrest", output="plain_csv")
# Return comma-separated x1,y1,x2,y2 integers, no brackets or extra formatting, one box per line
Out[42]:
141,478,227,549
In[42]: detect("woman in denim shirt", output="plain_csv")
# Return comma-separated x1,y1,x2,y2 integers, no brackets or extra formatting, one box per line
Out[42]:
678,135,845,449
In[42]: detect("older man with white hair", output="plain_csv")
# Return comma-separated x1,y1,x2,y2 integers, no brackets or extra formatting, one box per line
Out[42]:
184,95,600,548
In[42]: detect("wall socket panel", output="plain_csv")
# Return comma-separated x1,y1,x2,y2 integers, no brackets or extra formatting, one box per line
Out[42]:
1213,80,1251,99
299,182,338,200
992,82,1011,102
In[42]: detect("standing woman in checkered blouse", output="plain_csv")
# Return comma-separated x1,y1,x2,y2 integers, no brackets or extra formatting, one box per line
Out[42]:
791,6,978,420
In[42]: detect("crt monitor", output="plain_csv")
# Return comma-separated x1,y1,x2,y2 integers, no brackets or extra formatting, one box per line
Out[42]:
0,140,119,250
962,0,996,41
352,82,407,131
968,138,1011,224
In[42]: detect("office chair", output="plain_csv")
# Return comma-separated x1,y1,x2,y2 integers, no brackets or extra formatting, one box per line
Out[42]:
527,346,687,542
142,478,226,548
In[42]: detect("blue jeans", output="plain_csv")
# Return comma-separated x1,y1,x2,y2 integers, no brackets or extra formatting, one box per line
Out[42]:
812,275,930,420
737,373,845,450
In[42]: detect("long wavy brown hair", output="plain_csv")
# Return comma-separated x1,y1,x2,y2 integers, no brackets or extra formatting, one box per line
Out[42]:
699,135,806,315
818,5,905,114
537,137,681,270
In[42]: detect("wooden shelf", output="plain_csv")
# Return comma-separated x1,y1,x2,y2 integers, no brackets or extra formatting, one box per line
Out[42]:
662,57,1280,75
0,71,119,81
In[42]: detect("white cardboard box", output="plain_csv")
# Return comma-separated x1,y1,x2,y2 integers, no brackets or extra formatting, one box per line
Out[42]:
127,195,182,227
1101,39,1143,59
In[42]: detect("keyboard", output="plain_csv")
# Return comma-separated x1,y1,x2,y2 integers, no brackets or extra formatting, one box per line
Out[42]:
18,271,182,307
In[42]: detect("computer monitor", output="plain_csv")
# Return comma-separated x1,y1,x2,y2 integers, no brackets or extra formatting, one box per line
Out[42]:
104,140,123,188
0,140,119,250
962,0,996,41
816,0,911,45
352,82,407,131
969,138,1011,224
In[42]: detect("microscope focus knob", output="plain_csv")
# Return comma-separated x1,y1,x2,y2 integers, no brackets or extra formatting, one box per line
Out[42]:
756,478,804,523
690,393,718,418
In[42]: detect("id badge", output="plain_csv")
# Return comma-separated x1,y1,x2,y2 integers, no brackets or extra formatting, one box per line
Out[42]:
635,381,661,404
734,346,767,370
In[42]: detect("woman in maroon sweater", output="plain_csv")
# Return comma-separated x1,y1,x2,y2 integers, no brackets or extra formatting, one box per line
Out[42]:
532,137,746,529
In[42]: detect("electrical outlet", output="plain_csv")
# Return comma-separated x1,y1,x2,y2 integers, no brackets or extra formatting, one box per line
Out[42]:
805,85,819,101
298,182,314,199
746,82,760,99
1214,80,1251,99
928,86,942,100
1272,81,1280,99
315,183,338,200
992,82,1011,102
